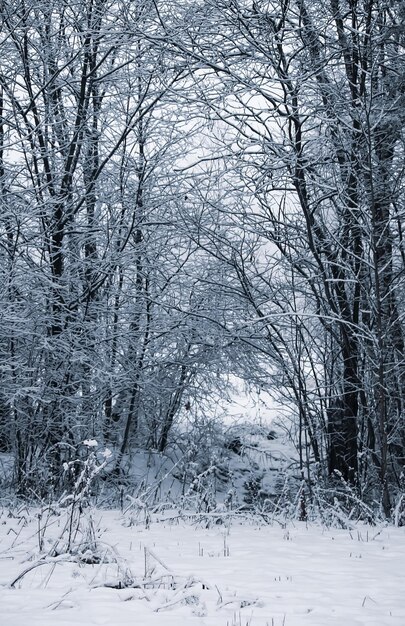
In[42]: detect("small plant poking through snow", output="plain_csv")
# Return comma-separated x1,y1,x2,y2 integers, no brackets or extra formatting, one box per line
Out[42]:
56,440,112,554
34,441,114,564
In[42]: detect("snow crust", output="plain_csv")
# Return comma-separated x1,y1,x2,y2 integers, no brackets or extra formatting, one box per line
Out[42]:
1,510,404,626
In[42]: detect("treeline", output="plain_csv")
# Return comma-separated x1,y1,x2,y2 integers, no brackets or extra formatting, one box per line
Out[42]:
0,0,404,514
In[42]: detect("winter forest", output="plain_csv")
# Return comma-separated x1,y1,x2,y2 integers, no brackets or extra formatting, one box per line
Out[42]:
0,1,405,623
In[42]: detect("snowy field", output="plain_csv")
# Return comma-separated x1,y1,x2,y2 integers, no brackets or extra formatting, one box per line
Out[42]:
0,508,404,626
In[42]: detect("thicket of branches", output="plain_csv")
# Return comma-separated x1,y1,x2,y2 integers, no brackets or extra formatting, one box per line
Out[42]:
1,0,404,515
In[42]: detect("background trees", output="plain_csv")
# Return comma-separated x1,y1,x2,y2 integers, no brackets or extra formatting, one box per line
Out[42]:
0,0,239,492
157,0,405,511
0,0,404,514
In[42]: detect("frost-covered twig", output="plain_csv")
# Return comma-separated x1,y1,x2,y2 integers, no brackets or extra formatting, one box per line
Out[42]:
10,554,75,588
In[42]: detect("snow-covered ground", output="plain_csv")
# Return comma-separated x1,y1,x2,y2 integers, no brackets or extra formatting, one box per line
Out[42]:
1,508,404,626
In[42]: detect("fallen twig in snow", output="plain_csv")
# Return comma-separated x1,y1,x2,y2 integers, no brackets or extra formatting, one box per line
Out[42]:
217,594,264,610
10,554,75,588
154,591,201,612
91,572,211,592
45,588,76,611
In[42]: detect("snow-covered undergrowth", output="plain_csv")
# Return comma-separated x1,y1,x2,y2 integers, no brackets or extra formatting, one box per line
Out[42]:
0,505,404,626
